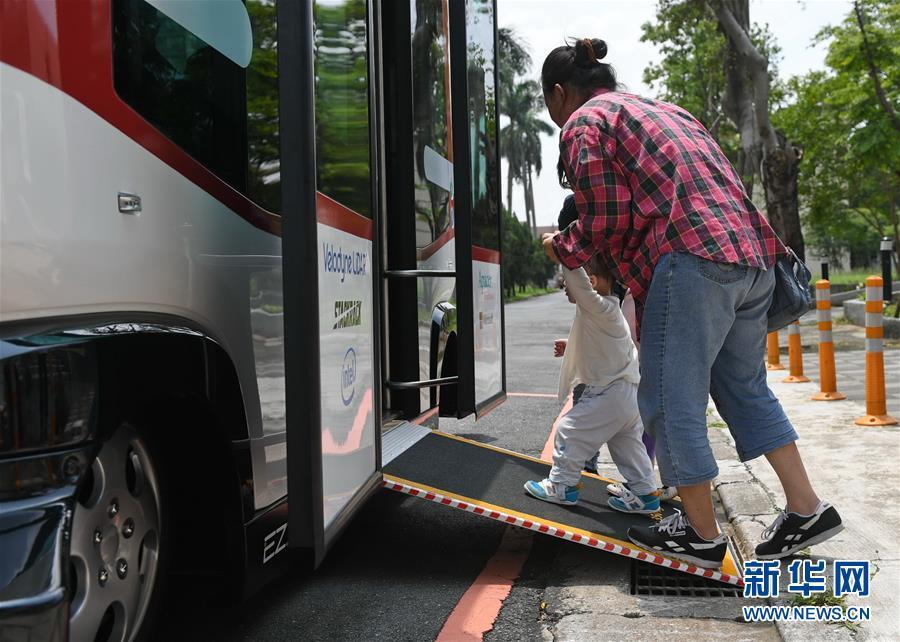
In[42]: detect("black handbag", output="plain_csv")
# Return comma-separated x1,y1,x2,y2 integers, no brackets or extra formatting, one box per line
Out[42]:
767,248,813,332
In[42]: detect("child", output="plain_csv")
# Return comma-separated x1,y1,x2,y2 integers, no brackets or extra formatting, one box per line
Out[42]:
556,194,674,501
524,254,659,513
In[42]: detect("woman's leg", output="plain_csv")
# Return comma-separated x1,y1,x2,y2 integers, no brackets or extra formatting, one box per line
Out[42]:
764,442,820,515
638,253,756,541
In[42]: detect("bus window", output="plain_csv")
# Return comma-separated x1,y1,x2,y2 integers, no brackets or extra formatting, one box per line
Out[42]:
466,0,499,253
313,0,372,219
111,0,281,213
411,0,453,250
465,0,503,411
312,0,377,531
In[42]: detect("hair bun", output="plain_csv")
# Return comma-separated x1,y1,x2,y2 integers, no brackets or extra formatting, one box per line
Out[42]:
574,38,607,67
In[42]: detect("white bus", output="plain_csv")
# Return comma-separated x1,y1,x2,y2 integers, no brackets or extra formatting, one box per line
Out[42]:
0,1,505,639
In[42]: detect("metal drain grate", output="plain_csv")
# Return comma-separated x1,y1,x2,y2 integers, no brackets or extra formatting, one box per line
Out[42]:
630,560,742,598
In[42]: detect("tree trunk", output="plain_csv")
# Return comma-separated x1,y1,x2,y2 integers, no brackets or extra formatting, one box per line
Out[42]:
523,162,535,235
761,130,805,259
854,1,900,133
527,169,537,236
506,165,514,215
710,0,805,259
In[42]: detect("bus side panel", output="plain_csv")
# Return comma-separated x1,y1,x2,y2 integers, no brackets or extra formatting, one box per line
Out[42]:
316,211,378,529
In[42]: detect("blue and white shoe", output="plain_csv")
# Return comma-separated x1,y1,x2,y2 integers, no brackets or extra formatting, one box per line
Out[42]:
524,478,580,505
607,481,677,502
607,484,661,514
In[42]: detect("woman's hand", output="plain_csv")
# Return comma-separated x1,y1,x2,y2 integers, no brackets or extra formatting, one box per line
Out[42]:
553,339,567,357
542,232,560,264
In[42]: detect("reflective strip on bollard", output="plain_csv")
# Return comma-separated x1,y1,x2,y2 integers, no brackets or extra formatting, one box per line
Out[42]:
855,276,897,425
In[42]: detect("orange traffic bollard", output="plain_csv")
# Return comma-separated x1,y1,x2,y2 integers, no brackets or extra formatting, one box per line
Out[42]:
783,321,810,383
766,332,785,370
812,280,845,401
855,276,898,425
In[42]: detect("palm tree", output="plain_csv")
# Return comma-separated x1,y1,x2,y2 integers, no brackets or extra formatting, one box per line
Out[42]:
499,27,531,90
501,80,553,235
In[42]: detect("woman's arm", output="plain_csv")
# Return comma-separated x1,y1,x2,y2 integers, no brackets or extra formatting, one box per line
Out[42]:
551,127,632,269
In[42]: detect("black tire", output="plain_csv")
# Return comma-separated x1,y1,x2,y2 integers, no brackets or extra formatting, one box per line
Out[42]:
69,419,171,642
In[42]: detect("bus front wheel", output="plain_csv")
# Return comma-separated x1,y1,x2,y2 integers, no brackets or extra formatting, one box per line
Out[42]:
69,421,169,641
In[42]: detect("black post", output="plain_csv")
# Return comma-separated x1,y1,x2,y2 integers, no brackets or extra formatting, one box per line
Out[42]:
279,0,323,552
882,236,893,302
821,261,829,282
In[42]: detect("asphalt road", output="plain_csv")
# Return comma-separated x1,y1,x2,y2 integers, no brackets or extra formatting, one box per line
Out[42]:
158,290,895,640
158,291,576,641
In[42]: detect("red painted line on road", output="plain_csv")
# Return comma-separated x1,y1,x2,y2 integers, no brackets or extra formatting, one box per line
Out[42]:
435,527,533,642
507,392,558,398
540,395,573,462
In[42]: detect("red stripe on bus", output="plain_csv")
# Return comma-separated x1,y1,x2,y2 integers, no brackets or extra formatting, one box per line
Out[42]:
417,227,455,262
0,1,282,237
472,245,501,264
316,192,373,240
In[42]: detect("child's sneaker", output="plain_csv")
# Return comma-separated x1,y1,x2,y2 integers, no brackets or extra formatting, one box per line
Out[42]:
755,501,843,559
524,479,579,505
627,510,728,568
607,481,677,502
607,486,660,514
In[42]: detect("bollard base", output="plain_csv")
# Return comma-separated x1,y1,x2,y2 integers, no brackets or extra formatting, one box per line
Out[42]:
783,375,811,383
812,391,846,401
854,414,899,426
767,363,786,371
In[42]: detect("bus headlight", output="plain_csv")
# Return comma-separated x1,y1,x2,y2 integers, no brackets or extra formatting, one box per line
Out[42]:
0,340,98,499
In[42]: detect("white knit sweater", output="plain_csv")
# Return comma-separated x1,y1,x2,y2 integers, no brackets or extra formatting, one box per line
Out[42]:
557,266,641,404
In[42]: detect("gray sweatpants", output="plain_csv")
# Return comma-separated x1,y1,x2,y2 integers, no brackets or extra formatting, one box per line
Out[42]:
549,379,656,495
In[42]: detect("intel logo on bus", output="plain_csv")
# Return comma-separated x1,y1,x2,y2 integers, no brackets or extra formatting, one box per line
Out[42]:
341,347,357,406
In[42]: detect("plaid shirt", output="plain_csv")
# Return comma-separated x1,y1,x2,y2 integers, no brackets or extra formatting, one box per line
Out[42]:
553,89,786,327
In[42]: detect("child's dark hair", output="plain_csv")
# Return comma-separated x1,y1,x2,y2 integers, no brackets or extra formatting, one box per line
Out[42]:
583,254,612,282
541,38,618,97
556,157,571,190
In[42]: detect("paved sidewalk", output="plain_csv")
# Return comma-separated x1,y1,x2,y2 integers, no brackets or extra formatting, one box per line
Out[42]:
720,365,900,642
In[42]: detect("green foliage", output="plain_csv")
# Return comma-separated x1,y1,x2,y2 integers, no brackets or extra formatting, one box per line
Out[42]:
498,29,551,231
505,285,557,303
641,1,730,137
640,0,784,164
773,0,899,262
501,208,555,297
313,0,372,217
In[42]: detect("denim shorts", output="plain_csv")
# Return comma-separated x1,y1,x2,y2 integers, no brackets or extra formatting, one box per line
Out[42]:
638,252,799,487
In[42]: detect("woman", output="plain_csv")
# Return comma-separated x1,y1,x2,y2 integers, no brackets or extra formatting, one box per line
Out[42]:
540,38,842,568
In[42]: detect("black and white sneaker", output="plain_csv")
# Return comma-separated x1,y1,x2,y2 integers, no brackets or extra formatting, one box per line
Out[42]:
755,501,843,560
627,510,727,569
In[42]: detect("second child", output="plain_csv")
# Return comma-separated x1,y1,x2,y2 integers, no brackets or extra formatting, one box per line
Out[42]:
524,255,659,513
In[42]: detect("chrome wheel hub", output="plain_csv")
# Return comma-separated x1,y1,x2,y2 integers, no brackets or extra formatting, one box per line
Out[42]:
70,425,161,642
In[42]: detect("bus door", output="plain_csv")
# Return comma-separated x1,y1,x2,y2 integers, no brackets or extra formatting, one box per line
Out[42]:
380,0,505,426
281,0,383,565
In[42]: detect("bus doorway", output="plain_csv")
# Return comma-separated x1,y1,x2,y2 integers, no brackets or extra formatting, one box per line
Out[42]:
379,0,506,430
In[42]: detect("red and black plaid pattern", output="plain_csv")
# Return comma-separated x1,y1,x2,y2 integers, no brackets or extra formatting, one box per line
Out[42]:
553,89,786,324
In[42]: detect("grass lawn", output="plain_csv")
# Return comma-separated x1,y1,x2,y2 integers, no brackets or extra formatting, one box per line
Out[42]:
505,285,558,303
826,269,899,287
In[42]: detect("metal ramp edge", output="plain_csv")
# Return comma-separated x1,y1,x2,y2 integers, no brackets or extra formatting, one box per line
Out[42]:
382,432,743,588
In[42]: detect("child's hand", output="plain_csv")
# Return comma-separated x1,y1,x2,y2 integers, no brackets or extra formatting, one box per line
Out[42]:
553,339,567,357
